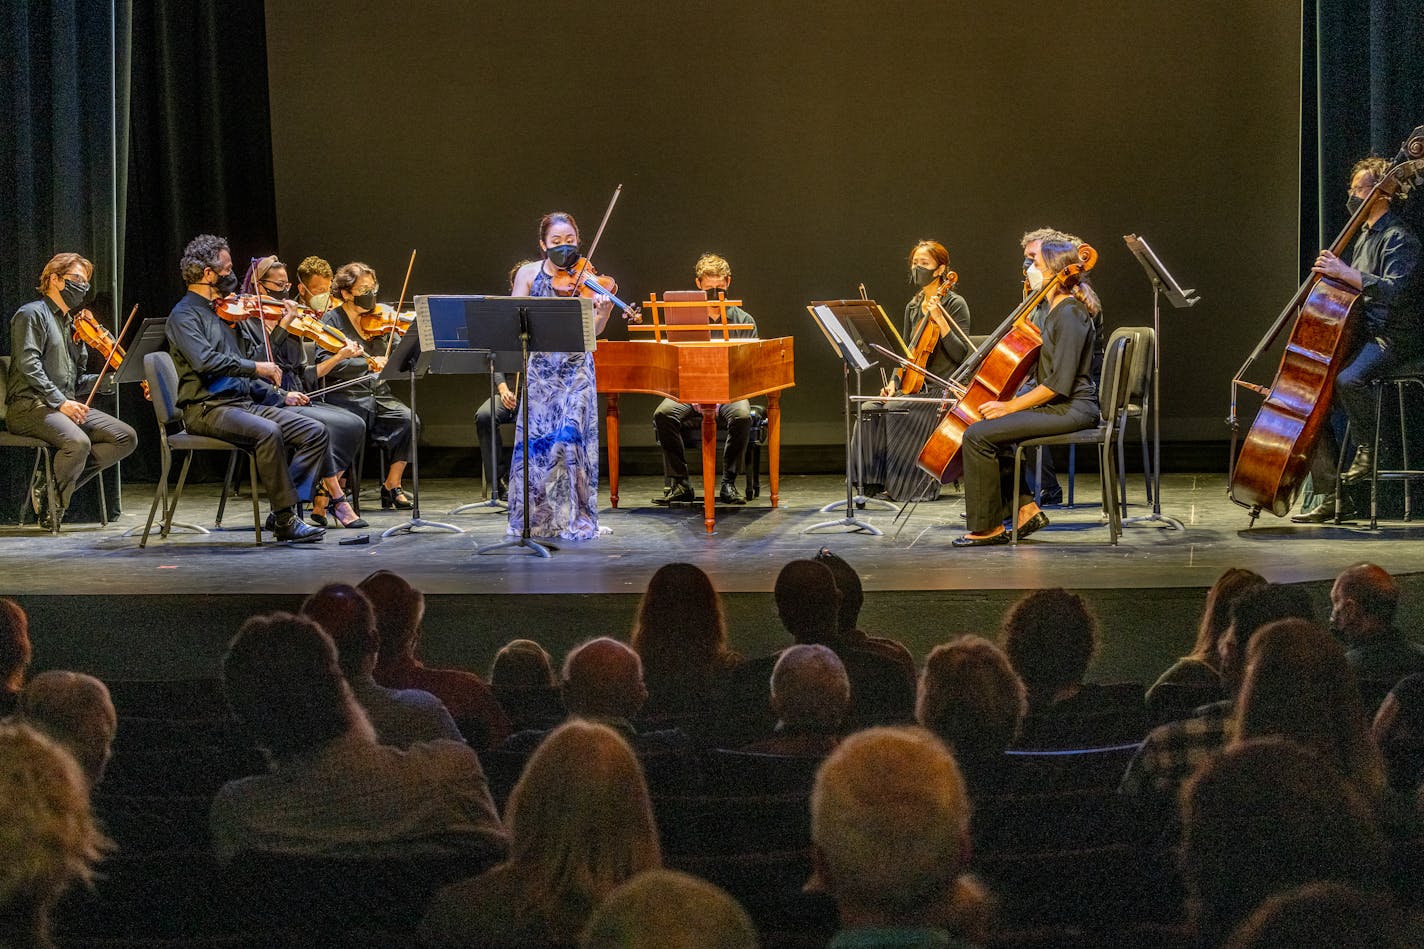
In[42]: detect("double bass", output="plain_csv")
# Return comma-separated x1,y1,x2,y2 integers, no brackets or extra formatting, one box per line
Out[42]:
916,243,1099,484
1227,126,1424,522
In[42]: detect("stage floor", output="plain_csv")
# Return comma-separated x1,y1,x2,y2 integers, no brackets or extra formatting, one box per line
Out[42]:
5,473,1422,597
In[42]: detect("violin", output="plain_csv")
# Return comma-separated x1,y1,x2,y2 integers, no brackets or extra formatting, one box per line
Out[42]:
355,305,415,338
71,310,124,371
551,257,643,323
896,272,960,395
1228,126,1424,521
286,313,382,372
214,293,328,325
916,243,1098,484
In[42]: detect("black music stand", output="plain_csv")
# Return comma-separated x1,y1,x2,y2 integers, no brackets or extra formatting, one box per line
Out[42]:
805,300,908,534
474,296,596,559
1123,234,1198,531
377,311,465,538
117,319,207,536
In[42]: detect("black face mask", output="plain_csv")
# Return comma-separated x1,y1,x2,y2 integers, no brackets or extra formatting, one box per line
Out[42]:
353,290,377,312
1346,194,1366,216
261,284,293,300
59,279,92,311
910,265,937,288
546,244,580,270
211,271,240,296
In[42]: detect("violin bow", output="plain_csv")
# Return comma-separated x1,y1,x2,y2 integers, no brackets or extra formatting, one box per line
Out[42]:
84,303,139,408
386,249,417,359
249,257,275,362
570,184,622,292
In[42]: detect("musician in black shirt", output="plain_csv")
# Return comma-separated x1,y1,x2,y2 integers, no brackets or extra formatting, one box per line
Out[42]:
6,253,137,528
164,235,327,543
956,236,1100,546
1293,156,1422,522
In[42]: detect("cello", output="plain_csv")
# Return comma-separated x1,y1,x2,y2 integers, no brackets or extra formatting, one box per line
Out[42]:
1228,126,1424,522
916,243,1099,484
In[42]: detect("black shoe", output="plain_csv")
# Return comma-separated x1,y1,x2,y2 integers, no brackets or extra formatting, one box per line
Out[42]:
719,480,746,505
1341,448,1375,484
330,496,369,529
952,530,1010,547
29,468,46,516
1290,497,1356,523
381,485,414,510
1016,510,1051,539
273,510,325,543
310,484,331,527
654,480,695,505
1038,488,1064,506
497,477,509,502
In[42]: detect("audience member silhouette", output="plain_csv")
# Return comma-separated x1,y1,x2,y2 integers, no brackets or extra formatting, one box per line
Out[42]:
1223,881,1421,949
211,612,505,865
630,562,743,722
1330,563,1424,696
0,598,32,716
742,643,849,756
917,635,1027,797
581,869,758,949
17,670,117,789
814,548,916,685
1180,738,1388,949
489,639,564,733
1147,568,1265,707
360,570,510,749
421,721,661,948
810,727,991,947
301,583,462,749
0,722,109,949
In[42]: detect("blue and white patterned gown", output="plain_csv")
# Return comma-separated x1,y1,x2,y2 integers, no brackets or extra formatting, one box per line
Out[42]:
506,269,601,539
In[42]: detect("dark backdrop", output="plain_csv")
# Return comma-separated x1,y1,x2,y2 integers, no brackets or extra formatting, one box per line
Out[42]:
263,1,1302,455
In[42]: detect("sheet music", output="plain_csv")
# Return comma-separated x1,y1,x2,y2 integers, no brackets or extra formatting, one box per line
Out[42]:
811,304,871,372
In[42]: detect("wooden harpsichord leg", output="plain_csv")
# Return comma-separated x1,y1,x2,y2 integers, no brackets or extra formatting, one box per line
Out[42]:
606,393,621,508
701,403,717,533
768,391,782,508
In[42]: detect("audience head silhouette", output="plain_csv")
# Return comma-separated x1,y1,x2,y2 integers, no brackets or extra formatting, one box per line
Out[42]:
582,869,757,949
1191,568,1267,664
1181,737,1388,948
1218,583,1317,691
770,643,850,733
562,638,648,720
918,635,1027,767
301,583,380,677
631,562,731,682
490,639,557,688
811,727,987,938
0,598,31,699
1001,588,1096,705
222,611,371,757
0,722,109,948
358,570,425,662
19,670,117,789
1330,562,1399,642
814,549,865,634
1223,881,1420,949
774,559,843,645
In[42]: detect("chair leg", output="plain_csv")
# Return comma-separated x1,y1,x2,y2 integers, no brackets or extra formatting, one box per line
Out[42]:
97,470,108,527
1102,437,1120,545
1139,413,1153,504
1370,382,1383,530
1033,447,1043,504
162,452,195,539
352,441,366,515
18,449,43,527
215,450,239,528
1011,446,1024,545
1399,381,1413,523
42,449,59,534
248,453,262,545
1116,420,1128,511
140,443,173,548
1067,445,1077,507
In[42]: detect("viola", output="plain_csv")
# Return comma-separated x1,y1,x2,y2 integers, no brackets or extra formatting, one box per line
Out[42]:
916,243,1099,484
551,257,643,323
1228,126,1424,521
286,313,382,372
71,310,124,371
896,272,960,395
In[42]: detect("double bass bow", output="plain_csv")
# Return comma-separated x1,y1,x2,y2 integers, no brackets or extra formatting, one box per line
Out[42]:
1227,126,1424,522
916,242,1099,484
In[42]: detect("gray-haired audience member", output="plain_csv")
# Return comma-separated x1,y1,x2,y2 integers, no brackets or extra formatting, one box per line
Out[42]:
1330,562,1424,688
211,612,505,865
1180,738,1389,949
917,635,1027,796
19,670,117,788
0,722,109,949
301,583,462,749
811,727,990,947
501,638,689,756
0,598,31,716
582,869,758,949
742,644,849,756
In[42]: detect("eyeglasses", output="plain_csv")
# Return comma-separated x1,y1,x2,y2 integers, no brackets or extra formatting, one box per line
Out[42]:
261,280,292,292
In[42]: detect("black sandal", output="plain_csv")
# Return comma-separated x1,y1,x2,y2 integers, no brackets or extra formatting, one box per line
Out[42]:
330,495,369,529
381,485,414,510
310,483,331,526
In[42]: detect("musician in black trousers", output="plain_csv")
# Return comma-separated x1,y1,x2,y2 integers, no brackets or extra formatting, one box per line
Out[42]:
6,252,137,528
164,235,327,543
1293,156,1422,522
955,236,1101,547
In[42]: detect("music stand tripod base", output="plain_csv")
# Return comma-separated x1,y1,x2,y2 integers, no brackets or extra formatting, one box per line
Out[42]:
476,533,554,558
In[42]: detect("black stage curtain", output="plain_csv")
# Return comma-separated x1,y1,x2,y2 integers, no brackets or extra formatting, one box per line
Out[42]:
1304,0,1424,266
119,0,278,481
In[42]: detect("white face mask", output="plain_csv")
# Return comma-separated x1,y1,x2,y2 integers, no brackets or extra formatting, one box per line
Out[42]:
1024,263,1045,291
